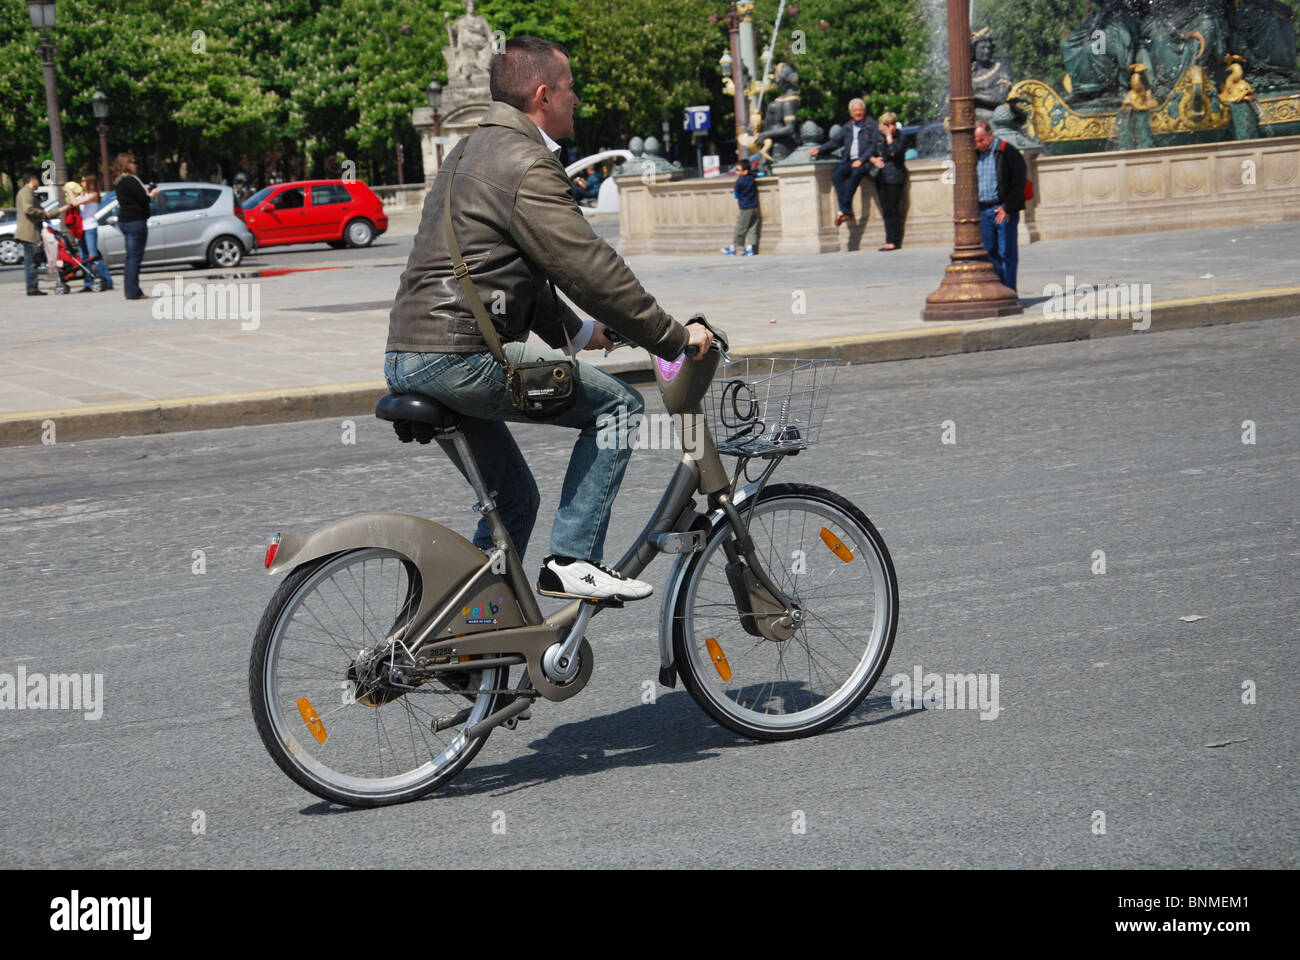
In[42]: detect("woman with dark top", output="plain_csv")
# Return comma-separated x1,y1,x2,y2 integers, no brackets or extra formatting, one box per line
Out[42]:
112,152,159,299
869,112,908,251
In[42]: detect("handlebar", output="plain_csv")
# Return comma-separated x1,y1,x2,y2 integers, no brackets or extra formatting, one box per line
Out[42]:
604,313,728,361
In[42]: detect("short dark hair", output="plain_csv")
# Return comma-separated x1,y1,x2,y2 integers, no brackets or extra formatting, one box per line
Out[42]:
736,158,752,172
22,168,40,183
490,36,570,112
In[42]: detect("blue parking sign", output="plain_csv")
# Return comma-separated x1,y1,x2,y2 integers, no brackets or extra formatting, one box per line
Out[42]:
683,105,711,132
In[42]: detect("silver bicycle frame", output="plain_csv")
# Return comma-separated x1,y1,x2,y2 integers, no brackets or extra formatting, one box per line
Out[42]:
391,327,800,700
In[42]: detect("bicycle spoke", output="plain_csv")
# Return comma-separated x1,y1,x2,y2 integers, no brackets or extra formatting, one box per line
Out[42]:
680,490,896,735
257,548,502,802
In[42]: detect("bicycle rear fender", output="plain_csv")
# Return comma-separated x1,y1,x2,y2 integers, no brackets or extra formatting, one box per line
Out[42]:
266,513,524,634
657,477,765,684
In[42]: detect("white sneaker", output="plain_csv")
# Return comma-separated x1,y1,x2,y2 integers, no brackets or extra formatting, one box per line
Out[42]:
537,556,653,601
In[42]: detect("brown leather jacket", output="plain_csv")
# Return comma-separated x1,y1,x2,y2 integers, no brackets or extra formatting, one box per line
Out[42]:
387,102,689,361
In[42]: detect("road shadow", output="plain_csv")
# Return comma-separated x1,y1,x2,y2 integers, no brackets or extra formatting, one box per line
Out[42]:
292,688,919,813
432,688,917,801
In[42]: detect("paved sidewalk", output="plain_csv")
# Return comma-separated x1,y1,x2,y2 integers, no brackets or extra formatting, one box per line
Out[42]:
1,219,1298,446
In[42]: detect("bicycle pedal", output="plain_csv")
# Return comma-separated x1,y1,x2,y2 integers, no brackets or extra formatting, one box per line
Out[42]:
585,597,624,609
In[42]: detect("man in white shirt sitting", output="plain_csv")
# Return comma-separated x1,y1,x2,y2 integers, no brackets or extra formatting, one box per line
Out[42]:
810,98,878,226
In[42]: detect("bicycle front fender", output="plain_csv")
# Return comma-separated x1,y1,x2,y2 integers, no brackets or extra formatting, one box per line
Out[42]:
266,512,523,634
657,477,767,684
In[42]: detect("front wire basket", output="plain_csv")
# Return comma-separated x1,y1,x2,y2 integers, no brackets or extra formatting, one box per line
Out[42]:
704,357,844,456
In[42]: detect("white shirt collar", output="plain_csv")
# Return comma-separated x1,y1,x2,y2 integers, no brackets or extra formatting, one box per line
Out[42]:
538,125,562,156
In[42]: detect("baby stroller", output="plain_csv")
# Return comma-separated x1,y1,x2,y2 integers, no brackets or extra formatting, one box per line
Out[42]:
41,216,106,294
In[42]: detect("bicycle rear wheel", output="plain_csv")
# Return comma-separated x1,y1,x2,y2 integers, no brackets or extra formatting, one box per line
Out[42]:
249,547,505,806
672,483,898,740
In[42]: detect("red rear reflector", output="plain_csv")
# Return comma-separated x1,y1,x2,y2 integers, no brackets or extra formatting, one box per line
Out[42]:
264,534,281,568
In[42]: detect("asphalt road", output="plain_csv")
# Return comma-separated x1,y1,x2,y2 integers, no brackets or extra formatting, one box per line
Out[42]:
0,318,1295,868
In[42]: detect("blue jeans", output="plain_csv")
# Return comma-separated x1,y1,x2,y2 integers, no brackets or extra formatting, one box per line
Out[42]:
980,206,1019,291
21,240,40,293
119,220,148,298
831,161,871,216
384,342,646,565
79,229,113,290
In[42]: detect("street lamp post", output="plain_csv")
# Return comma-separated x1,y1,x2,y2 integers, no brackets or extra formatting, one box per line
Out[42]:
27,0,67,187
737,0,759,117
92,88,110,190
921,0,1021,322
725,5,748,158
711,4,749,159
426,80,444,167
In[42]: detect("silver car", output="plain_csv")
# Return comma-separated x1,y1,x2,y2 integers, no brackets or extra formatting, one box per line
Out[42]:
1,182,256,269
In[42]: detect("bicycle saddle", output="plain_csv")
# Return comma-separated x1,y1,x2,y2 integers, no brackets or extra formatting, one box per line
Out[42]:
375,393,461,444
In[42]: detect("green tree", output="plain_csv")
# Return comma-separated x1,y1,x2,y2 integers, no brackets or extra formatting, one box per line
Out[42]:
12,0,280,185
775,0,929,128
0,0,953,192
562,0,718,151
0,0,47,200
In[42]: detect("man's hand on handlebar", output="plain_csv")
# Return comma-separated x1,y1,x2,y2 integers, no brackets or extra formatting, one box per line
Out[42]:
588,320,715,358
685,321,713,357
584,322,614,351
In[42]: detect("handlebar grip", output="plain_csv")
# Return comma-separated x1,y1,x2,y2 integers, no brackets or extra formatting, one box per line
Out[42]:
685,345,700,358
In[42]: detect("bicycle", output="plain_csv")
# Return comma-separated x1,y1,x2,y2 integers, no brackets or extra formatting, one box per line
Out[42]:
249,322,899,806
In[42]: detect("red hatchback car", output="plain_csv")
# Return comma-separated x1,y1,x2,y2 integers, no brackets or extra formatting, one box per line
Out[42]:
240,180,388,250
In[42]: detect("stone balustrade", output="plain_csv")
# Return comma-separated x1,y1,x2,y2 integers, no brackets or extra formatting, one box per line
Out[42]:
616,135,1300,254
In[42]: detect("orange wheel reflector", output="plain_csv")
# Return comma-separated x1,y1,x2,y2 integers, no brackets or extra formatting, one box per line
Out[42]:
705,637,732,682
819,527,854,563
458,655,471,663
297,697,327,744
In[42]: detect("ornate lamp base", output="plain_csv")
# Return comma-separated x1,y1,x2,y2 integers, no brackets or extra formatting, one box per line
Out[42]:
922,255,1022,322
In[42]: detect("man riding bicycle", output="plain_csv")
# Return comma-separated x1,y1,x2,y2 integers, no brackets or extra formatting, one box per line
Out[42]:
386,36,712,603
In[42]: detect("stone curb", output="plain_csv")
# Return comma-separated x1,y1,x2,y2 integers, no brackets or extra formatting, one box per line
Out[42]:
2,287,1297,448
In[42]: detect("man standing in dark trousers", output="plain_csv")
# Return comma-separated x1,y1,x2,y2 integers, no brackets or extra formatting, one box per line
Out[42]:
14,171,60,296
973,119,1027,292
810,98,877,226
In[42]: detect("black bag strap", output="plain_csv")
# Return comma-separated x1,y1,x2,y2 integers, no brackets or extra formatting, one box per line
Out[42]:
443,140,573,368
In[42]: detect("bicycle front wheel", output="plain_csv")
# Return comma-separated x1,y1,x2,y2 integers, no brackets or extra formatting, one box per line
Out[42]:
672,483,898,740
249,547,505,807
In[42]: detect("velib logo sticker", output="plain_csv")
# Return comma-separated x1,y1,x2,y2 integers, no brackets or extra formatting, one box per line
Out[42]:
462,596,503,625
656,354,684,382
50,891,151,940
